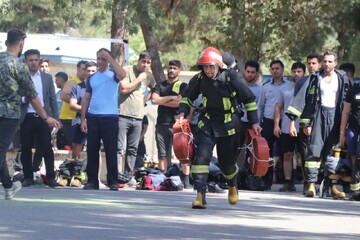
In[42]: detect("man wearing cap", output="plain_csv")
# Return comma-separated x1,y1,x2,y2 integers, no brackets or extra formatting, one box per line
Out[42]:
0,29,60,200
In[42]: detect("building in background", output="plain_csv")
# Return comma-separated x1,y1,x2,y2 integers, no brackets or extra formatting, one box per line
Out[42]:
0,33,129,76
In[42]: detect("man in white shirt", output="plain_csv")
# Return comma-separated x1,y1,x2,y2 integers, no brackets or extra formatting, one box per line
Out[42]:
20,49,58,188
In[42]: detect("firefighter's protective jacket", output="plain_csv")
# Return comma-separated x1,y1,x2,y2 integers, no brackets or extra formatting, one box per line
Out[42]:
286,69,351,127
179,69,258,137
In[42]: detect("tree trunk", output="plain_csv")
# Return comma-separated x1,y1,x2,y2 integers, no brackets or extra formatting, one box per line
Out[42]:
136,1,166,83
139,21,166,83
111,0,128,66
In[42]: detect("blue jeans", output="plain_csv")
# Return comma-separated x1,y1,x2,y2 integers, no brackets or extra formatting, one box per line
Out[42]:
118,116,142,173
0,118,20,189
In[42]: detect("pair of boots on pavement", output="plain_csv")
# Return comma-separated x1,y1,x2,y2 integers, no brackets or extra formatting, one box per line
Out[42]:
305,182,346,199
192,186,238,209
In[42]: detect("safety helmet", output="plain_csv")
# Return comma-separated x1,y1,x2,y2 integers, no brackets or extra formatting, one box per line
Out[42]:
198,47,223,68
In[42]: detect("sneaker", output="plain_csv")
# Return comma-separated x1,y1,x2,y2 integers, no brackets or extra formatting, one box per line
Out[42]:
4,181,22,200
127,176,137,187
207,182,225,193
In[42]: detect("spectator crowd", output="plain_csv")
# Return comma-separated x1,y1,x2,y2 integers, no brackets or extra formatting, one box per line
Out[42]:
1,29,359,207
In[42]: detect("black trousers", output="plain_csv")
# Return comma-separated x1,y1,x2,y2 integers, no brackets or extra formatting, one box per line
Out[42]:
192,130,241,191
20,113,55,180
260,117,281,187
0,118,20,189
86,115,119,186
298,127,309,182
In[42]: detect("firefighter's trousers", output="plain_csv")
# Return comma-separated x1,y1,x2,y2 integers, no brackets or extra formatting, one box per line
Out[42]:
305,106,338,182
191,129,240,192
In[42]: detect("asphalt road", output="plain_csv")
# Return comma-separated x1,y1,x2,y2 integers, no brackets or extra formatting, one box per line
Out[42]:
0,184,359,240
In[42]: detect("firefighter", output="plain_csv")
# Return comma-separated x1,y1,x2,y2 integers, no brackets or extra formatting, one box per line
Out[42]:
176,47,261,209
286,51,351,197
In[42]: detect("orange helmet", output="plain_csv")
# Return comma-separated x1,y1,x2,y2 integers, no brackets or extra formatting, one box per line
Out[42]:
198,47,223,68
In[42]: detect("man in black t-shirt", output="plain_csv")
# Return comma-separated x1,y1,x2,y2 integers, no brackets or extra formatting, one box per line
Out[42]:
151,60,187,172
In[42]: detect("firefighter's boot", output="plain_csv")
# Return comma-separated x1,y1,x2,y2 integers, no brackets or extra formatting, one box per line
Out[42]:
228,186,238,205
331,183,346,199
70,178,81,187
306,182,316,197
192,190,207,209
57,175,70,187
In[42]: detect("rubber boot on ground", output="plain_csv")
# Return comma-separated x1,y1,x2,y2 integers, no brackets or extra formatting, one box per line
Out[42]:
192,190,207,209
306,182,316,197
228,186,238,205
331,183,346,199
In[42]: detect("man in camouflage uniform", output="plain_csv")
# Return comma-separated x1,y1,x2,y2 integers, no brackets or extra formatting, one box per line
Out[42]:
0,29,60,200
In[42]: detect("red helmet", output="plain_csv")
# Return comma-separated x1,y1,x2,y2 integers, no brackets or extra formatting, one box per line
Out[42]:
198,47,223,68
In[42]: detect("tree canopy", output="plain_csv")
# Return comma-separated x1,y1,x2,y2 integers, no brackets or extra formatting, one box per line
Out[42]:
1,0,359,76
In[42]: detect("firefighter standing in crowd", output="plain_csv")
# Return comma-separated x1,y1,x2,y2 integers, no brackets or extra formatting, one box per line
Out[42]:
286,51,351,197
176,47,261,209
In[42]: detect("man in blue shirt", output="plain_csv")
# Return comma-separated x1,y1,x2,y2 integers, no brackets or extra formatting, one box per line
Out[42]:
257,60,293,189
80,48,126,191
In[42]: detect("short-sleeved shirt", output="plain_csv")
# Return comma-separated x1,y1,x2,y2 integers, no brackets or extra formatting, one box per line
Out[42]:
0,52,38,119
257,79,293,120
86,68,119,116
241,82,262,122
118,65,156,119
59,76,82,120
70,81,86,120
154,80,187,125
345,83,360,132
